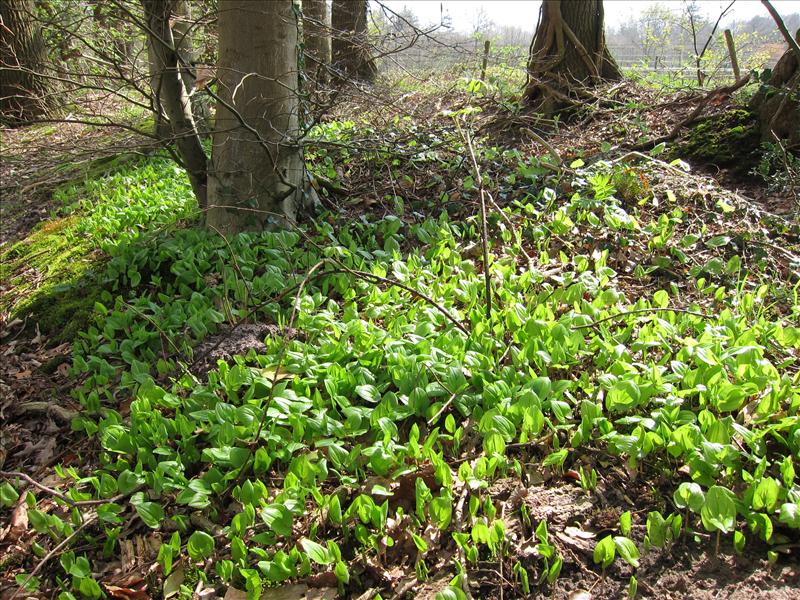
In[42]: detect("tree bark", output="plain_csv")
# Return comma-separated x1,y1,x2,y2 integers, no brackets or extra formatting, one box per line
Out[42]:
142,0,208,209
303,0,330,86
523,0,620,115
172,0,210,133
206,0,304,233
749,29,800,147
0,0,56,123
331,0,376,83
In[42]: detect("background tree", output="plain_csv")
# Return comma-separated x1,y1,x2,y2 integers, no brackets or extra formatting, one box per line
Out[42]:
142,0,208,207
524,0,620,115
303,0,331,86
331,0,377,83
206,0,304,233
0,0,56,123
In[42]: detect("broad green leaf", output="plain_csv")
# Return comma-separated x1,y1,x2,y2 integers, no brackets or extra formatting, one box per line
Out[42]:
261,504,293,537
701,486,737,534
614,536,640,568
300,538,333,564
779,503,800,529
593,535,615,569
187,531,215,561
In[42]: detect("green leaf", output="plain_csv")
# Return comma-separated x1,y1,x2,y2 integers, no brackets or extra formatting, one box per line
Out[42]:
701,486,737,534
619,511,632,537
779,503,800,529
542,448,568,468
752,478,780,513
300,538,333,565
593,535,615,569
673,482,705,512
411,532,428,552
705,236,730,248
614,536,640,568
130,493,164,529
261,504,293,537
0,482,20,507
187,531,215,561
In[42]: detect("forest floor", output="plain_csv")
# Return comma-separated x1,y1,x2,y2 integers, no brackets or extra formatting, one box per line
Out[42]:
1,73,799,600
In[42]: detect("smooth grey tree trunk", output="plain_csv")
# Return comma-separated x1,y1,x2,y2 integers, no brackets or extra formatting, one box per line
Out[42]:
303,0,331,86
206,0,304,233
331,0,376,83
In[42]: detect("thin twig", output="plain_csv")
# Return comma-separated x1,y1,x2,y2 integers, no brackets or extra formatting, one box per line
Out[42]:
458,122,492,320
0,471,74,506
11,514,97,600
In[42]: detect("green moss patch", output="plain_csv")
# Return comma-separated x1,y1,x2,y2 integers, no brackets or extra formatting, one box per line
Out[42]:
679,109,760,170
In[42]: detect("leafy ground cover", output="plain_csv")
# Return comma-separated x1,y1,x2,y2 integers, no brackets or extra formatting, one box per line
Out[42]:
1,75,799,600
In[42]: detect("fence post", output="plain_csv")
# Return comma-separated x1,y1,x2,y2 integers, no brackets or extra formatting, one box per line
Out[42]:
480,39,490,81
724,29,741,82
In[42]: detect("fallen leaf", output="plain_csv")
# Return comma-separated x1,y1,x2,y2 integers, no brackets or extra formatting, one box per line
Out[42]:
163,565,185,599
8,500,28,541
105,583,149,600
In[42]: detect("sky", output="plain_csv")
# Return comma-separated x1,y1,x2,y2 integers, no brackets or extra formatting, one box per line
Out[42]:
377,1,800,33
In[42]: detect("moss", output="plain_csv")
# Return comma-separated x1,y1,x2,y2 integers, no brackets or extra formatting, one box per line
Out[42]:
678,109,760,170
0,216,104,342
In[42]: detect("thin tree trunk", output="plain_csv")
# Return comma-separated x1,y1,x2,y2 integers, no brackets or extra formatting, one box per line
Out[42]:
0,0,56,123
172,0,210,133
524,0,620,115
142,0,208,209
331,0,376,83
303,0,330,85
206,0,304,233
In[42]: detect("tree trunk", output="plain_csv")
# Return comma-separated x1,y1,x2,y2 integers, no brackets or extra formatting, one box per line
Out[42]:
148,0,208,138
142,0,208,209
206,0,304,233
0,0,56,123
523,0,620,115
749,29,800,147
331,0,376,83
172,0,211,133
303,0,330,86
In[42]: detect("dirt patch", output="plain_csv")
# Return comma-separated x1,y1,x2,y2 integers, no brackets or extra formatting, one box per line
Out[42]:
189,323,303,376
0,323,84,474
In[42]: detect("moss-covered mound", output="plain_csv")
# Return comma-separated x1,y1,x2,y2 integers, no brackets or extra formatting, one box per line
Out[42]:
679,109,760,171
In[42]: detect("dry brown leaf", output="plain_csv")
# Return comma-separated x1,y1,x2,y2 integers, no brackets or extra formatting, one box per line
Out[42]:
224,584,336,600
104,583,150,600
8,500,28,541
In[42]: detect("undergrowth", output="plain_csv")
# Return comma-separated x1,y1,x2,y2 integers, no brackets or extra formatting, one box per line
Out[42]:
2,130,800,600
0,154,196,339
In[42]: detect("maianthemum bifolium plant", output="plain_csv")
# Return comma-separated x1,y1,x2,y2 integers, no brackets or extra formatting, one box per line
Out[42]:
2,135,799,600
